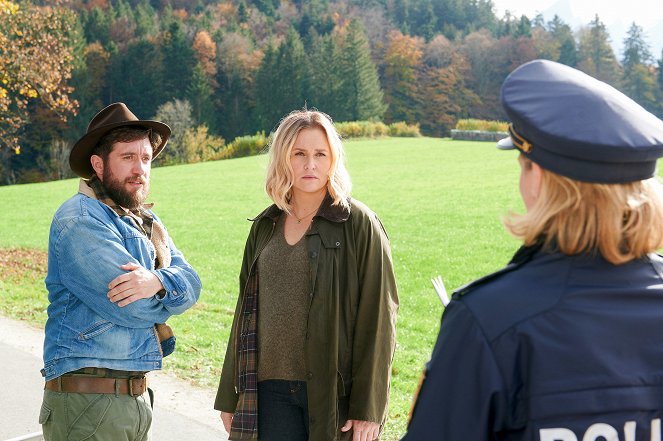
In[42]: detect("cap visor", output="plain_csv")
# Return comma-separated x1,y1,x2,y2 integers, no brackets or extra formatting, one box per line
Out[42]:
497,136,515,150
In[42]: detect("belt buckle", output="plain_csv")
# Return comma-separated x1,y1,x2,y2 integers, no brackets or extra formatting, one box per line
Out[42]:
128,376,144,397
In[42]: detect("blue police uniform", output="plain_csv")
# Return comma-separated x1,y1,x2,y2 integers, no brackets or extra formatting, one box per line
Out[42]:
402,60,663,441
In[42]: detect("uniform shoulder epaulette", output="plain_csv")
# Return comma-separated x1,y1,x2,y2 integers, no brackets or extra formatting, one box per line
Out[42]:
453,243,542,298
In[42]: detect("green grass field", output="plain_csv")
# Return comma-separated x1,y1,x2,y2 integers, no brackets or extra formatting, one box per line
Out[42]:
0,137,524,439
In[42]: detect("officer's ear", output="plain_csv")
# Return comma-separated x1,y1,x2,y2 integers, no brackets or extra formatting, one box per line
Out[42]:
530,161,543,204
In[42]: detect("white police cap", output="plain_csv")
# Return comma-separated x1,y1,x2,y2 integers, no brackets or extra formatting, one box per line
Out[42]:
497,59,663,183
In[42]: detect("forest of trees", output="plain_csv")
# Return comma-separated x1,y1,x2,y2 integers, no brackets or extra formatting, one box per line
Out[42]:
2,0,663,184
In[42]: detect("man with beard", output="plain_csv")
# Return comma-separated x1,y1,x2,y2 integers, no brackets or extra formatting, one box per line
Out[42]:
39,103,202,441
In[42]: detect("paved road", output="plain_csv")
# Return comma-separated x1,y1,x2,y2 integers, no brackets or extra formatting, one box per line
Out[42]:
0,316,228,441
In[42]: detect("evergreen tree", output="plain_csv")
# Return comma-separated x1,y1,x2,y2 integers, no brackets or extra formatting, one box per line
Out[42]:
514,15,531,38
134,0,158,38
656,50,663,117
411,0,436,41
577,15,621,86
548,15,577,67
254,42,281,132
621,23,657,112
108,38,164,118
187,63,215,129
255,30,307,131
337,20,386,121
622,22,652,69
81,7,111,47
393,0,410,35
306,32,343,118
161,20,196,103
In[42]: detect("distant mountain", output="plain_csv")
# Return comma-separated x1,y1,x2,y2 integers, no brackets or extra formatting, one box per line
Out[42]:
540,0,663,60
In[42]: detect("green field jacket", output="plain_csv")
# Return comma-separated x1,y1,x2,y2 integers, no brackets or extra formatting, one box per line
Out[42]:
215,195,399,440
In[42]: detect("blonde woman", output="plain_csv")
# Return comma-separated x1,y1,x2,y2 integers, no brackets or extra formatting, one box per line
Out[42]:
403,60,663,440
215,110,399,441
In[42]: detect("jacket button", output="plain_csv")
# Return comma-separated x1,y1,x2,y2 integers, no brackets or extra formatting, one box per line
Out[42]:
307,372,313,379
335,241,341,247
309,251,318,258
172,290,178,296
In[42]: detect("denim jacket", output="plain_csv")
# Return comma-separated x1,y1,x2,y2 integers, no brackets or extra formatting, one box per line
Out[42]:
42,188,201,380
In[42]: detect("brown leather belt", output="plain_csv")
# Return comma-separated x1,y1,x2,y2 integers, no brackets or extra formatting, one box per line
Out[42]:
45,375,147,397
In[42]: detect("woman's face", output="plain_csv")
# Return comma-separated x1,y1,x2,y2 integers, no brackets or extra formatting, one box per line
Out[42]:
290,127,332,198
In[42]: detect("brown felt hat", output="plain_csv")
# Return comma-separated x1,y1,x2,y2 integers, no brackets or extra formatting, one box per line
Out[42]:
69,102,171,178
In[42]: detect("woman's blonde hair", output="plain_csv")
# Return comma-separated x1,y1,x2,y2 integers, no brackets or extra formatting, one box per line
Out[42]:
265,109,352,213
505,158,663,264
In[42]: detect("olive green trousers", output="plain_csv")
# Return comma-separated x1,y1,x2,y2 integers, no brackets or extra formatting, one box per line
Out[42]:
40,389,152,441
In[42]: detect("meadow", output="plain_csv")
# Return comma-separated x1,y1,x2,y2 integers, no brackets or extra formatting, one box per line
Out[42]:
0,137,524,439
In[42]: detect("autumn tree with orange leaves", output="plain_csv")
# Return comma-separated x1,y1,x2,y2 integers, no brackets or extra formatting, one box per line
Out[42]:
0,0,78,157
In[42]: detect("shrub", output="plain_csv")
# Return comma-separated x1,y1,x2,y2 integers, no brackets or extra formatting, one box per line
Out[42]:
335,120,417,138
219,132,269,159
183,126,226,163
455,119,508,132
388,121,421,137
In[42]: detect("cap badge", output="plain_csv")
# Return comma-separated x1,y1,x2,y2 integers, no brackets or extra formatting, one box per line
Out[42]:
508,124,533,153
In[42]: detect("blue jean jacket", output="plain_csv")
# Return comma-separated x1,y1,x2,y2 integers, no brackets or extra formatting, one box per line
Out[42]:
42,192,202,380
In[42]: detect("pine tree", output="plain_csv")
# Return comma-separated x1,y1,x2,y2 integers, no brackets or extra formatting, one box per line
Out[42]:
161,20,196,103
254,30,308,131
577,15,621,86
134,0,158,38
306,32,343,118
255,41,283,132
187,63,215,129
337,20,386,121
108,38,164,118
622,22,652,69
548,15,577,67
621,23,657,112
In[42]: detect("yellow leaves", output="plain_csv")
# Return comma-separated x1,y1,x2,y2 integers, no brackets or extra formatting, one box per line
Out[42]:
0,0,19,15
0,3,78,152
18,87,38,98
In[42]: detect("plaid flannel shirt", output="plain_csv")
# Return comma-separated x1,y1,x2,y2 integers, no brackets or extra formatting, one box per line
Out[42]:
230,265,260,439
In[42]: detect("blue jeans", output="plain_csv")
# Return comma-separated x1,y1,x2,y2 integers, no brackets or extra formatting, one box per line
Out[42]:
258,380,309,441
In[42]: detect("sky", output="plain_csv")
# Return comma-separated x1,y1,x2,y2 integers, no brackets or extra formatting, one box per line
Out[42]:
491,0,663,59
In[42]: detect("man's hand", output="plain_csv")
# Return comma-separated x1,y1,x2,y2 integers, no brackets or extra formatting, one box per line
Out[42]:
220,411,233,434
341,419,380,441
107,262,164,307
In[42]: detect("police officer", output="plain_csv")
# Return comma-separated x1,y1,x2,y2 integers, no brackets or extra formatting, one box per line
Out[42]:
401,59,663,441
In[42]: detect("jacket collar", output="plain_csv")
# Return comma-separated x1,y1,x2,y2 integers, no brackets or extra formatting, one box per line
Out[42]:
253,193,351,223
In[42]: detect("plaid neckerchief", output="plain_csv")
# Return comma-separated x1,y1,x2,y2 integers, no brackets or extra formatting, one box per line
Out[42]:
231,265,259,439
86,175,155,240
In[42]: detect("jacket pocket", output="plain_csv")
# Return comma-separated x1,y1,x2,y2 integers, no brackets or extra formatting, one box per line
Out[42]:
78,321,114,340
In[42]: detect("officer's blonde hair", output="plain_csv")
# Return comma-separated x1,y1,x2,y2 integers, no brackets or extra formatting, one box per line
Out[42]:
506,157,663,264
265,109,351,213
